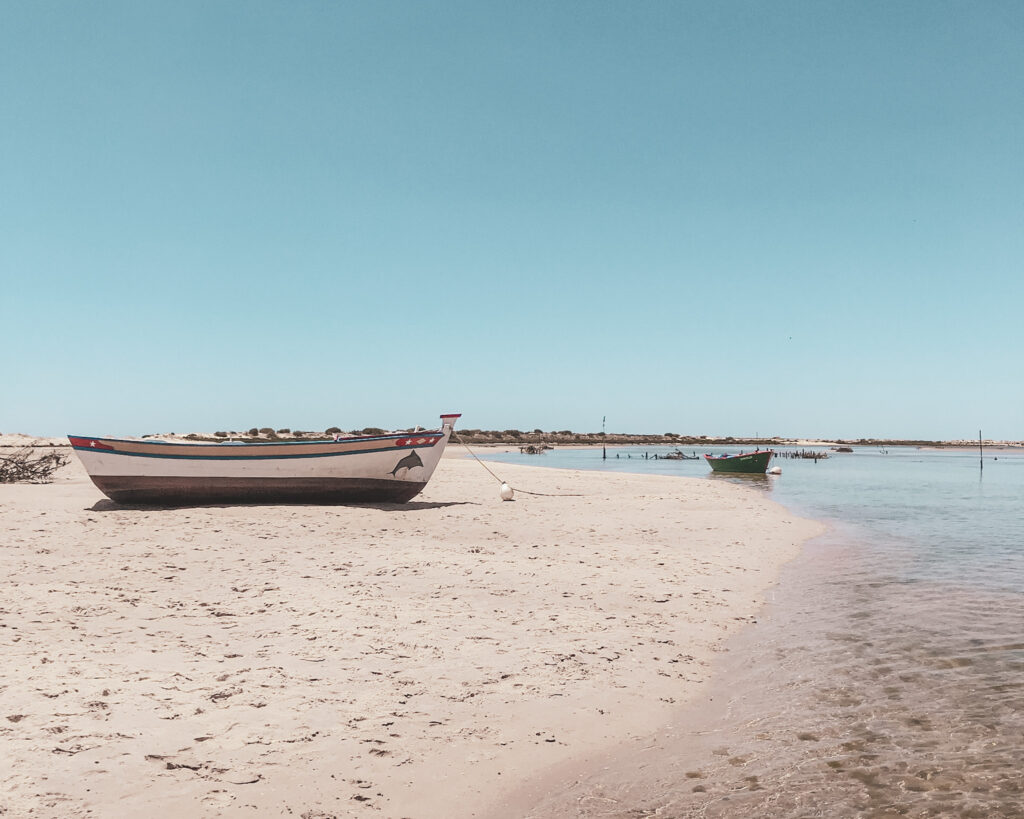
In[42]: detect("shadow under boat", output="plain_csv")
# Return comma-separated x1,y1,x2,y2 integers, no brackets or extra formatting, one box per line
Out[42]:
87,499,475,513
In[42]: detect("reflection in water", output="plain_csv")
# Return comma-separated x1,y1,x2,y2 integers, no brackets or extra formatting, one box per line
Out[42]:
706,472,773,491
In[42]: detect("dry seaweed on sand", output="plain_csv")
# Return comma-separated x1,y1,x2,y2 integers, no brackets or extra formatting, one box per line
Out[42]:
0,448,69,483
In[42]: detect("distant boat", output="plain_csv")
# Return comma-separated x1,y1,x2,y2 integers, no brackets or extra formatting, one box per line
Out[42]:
661,449,700,460
705,449,774,474
69,414,461,505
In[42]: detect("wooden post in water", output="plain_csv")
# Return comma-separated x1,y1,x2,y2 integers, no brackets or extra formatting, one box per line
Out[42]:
979,429,983,471
602,416,607,460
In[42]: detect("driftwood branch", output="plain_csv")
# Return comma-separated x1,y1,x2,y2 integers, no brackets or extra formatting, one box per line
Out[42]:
0,448,70,483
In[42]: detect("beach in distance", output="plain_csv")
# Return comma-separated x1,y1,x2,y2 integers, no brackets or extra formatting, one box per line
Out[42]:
0,444,822,818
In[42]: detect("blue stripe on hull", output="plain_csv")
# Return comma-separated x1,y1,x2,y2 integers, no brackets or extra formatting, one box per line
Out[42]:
68,433,435,447
70,443,432,461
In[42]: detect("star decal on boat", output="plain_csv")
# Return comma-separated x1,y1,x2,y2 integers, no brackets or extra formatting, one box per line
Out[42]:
69,436,115,451
395,436,439,447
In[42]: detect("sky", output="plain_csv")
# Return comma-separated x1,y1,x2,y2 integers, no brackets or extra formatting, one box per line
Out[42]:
2,1,1022,441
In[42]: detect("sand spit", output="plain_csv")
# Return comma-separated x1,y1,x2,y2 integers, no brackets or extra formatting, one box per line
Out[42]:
1,454,821,818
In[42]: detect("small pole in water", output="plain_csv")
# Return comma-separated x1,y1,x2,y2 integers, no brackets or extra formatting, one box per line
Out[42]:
979,429,983,471
602,415,607,460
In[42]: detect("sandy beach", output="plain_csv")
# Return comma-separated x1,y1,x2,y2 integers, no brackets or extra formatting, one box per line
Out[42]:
1,445,822,818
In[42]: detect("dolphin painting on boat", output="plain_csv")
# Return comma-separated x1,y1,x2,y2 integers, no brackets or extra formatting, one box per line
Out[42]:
390,450,424,478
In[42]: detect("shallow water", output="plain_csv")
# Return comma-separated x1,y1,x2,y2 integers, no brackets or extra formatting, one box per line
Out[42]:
482,445,1024,817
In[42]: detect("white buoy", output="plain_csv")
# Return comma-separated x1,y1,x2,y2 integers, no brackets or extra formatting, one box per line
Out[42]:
768,466,782,475
500,482,515,501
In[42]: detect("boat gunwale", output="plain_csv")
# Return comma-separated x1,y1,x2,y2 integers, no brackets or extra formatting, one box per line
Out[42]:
67,442,440,461
704,449,774,461
67,431,444,449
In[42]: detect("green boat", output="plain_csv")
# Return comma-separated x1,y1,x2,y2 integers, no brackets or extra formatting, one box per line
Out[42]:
704,449,774,474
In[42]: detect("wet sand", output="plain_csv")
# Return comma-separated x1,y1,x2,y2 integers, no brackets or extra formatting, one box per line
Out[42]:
510,526,1024,819
1,448,821,817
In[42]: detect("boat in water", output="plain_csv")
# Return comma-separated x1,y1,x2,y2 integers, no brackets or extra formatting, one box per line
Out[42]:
704,449,774,474
68,413,461,505
660,449,700,460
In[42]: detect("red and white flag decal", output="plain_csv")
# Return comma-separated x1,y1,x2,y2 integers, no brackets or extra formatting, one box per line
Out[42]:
69,437,115,451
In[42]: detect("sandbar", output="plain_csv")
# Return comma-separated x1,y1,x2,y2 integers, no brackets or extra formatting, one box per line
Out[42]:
0,449,821,817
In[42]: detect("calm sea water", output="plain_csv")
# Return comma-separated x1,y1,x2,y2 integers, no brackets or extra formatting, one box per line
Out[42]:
481,445,1024,818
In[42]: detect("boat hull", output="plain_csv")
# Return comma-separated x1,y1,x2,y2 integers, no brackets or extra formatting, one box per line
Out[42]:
87,475,428,505
704,450,774,474
69,414,460,506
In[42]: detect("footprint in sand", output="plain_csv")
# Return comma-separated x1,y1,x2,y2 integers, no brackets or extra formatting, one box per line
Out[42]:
201,789,234,809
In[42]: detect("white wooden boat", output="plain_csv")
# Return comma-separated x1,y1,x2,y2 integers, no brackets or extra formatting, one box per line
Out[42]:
69,414,461,505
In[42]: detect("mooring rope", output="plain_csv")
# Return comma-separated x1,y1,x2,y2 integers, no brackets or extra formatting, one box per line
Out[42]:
451,431,585,497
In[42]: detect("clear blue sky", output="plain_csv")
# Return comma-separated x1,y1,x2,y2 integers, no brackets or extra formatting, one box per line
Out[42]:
3,1,1021,440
